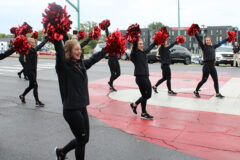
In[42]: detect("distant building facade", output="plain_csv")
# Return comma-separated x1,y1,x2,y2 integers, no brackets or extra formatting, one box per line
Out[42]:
121,26,238,55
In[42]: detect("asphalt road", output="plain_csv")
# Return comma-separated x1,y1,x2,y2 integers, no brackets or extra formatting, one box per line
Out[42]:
0,57,239,160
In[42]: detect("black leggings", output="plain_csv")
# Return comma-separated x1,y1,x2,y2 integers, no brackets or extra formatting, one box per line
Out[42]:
196,63,219,93
108,61,121,86
19,60,26,78
62,108,89,160
155,64,172,91
22,70,39,101
135,76,152,113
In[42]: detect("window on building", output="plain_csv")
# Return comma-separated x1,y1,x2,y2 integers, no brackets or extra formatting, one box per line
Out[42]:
172,31,174,36
211,30,213,35
219,36,222,41
220,30,222,35
216,37,218,42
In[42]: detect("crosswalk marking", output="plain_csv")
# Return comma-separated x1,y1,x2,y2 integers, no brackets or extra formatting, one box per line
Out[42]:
0,63,55,75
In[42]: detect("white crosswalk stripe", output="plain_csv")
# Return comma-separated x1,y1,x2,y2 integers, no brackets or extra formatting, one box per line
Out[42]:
0,63,55,75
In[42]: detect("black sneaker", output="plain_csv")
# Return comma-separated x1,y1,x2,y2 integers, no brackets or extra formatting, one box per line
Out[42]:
193,91,200,98
216,93,224,98
152,86,158,93
55,147,67,160
168,91,177,95
108,81,113,88
130,103,137,114
17,72,21,78
24,76,28,80
19,95,26,103
110,87,117,92
36,101,45,107
141,113,153,120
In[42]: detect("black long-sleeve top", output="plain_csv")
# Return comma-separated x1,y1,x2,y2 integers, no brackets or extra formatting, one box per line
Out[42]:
25,39,48,70
130,42,156,76
0,48,15,60
54,40,107,110
195,33,228,62
233,46,239,54
159,42,177,65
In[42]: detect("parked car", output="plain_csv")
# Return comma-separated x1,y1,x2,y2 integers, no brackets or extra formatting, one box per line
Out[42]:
191,57,201,64
215,46,234,66
121,49,130,60
199,46,234,66
147,47,160,64
146,45,192,65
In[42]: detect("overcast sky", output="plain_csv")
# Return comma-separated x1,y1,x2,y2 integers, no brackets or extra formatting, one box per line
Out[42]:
1,0,239,34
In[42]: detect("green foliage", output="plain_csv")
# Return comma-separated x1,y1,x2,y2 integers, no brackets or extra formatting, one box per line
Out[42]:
148,22,168,30
82,45,92,54
80,21,98,34
77,21,100,54
0,33,14,38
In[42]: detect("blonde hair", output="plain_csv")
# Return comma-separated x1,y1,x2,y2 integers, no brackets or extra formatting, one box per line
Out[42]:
64,40,79,61
204,36,212,44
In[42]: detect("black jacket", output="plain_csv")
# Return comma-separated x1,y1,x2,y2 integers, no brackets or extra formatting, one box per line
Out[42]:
130,42,155,76
159,42,177,65
25,39,48,70
0,48,15,60
233,46,239,54
195,33,228,62
54,40,107,110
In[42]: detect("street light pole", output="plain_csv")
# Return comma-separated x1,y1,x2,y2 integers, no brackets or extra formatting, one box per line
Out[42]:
66,0,80,30
178,0,180,36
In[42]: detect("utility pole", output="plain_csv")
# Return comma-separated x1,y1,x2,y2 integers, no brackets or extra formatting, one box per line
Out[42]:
178,0,180,36
66,0,80,30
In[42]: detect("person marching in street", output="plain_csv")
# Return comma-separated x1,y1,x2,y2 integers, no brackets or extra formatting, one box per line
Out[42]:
152,34,185,95
19,37,48,107
233,41,240,67
188,24,236,98
128,24,158,120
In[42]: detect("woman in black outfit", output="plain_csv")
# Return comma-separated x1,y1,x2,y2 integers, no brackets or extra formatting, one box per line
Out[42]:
0,48,15,60
152,40,177,95
107,29,121,91
17,52,28,80
19,38,48,107
193,32,228,98
54,30,108,160
129,39,156,120
108,55,120,91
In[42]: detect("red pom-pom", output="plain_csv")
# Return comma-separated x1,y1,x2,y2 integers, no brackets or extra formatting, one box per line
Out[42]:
227,31,236,43
11,35,31,54
176,35,185,44
153,27,169,46
99,19,110,30
125,24,141,43
105,29,127,57
89,26,101,40
31,31,39,39
10,27,19,36
42,3,72,42
78,30,86,40
18,22,33,35
187,24,200,36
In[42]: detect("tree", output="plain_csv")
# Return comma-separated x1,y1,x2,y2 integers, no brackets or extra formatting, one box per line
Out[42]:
78,21,99,53
148,22,168,30
0,33,14,38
